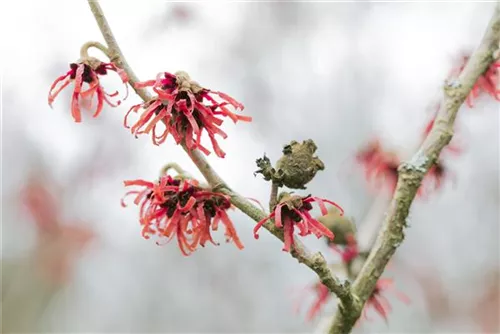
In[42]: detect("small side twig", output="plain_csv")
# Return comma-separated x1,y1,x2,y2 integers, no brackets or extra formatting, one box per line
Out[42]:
356,194,392,251
86,0,354,310
327,4,500,333
269,182,279,212
217,188,356,309
79,41,111,59
313,192,392,334
160,162,187,177
87,0,150,102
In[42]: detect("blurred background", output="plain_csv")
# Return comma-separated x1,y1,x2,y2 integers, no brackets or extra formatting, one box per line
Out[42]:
1,1,498,333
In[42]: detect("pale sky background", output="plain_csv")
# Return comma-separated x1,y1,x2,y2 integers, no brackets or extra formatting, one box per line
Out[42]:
1,1,499,333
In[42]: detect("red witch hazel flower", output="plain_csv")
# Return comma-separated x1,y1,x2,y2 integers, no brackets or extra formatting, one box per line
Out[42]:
361,278,410,323
296,238,359,321
356,138,455,197
296,277,410,324
48,56,129,122
121,172,243,255
449,55,500,108
330,233,359,265
253,192,343,252
296,282,331,321
356,139,400,194
20,178,95,284
125,71,251,158
419,115,460,196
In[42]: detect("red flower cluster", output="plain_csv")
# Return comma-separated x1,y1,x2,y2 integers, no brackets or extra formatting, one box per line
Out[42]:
20,179,94,284
48,58,129,122
450,56,500,108
122,173,243,255
298,278,409,324
21,179,59,233
304,282,331,321
253,193,343,252
125,71,251,158
362,278,410,323
356,138,454,197
356,139,399,194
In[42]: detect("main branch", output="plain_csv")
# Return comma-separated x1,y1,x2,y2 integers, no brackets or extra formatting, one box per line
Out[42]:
328,4,500,333
86,0,355,311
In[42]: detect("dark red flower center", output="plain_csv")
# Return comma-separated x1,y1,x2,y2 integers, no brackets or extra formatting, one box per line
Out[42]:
204,196,231,216
175,91,195,107
158,187,196,217
94,64,108,75
69,63,94,83
160,73,178,92
144,176,231,218
280,200,312,222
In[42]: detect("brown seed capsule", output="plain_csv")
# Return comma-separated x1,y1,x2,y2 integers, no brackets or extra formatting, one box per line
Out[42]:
275,139,325,189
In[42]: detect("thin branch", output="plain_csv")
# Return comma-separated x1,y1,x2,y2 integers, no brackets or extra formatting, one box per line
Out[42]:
269,182,279,212
313,192,391,334
356,193,392,251
86,0,354,309
185,148,227,189
327,4,500,333
160,162,187,177
218,187,357,311
87,0,150,102
79,41,111,59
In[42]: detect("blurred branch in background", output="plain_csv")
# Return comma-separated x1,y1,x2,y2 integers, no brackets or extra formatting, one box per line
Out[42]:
328,4,500,333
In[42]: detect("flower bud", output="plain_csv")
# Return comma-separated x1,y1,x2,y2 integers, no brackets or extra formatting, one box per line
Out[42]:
317,206,356,245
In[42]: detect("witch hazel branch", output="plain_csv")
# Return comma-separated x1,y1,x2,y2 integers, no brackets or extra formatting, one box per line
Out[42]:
49,0,355,315
46,1,500,333
326,5,500,333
